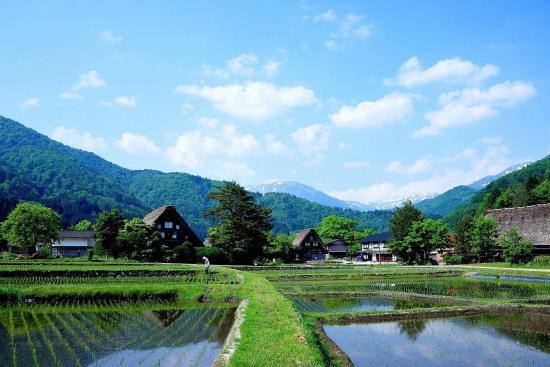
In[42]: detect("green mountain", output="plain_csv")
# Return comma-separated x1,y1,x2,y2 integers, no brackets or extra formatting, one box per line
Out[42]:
0,116,392,237
416,185,477,218
445,155,550,226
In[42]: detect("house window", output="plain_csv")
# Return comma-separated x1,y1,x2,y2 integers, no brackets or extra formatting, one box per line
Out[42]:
160,232,165,238
176,224,180,229
157,224,161,229
305,242,310,247
165,222,173,229
172,232,177,239
313,242,318,247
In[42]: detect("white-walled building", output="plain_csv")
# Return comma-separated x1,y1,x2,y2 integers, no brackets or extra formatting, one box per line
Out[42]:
52,230,94,257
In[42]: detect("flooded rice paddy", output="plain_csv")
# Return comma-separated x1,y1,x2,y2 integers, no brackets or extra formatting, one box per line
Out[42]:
292,296,451,313
324,312,550,367
0,303,236,367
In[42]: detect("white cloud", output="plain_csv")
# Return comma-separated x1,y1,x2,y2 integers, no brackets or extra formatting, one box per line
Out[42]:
100,30,123,43
263,60,280,77
307,9,373,50
291,124,329,163
60,70,106,99
166,124,259,168
343,161,369,169
19,97,39,109
114,132,160,155
176,82,317,121
217,161,256,179
330,144,511,203
415,81,536,137
197,117,219,128
227,53,258,75
386,156,433,174
306,9,336,22
330,93,414,128
51,126,106,152
101,96,137,107
203,53,283,79
180,103,194,115
266,134,292,156
478,136,503,145
385,57,499,87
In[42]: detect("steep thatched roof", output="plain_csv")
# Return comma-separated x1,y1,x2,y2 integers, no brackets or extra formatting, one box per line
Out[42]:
143,205,176,225
143,205,203,246
292,228,325,250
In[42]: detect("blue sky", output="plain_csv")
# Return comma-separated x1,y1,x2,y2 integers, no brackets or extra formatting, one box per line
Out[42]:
1,1,549,203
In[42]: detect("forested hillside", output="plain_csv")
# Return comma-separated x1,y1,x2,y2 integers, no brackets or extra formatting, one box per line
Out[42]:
416,185,477,217
258,192,393,233
0,116,393,237
445,155,550,226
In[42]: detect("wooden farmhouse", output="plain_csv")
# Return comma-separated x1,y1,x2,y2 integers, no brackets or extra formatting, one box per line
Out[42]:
292,228,327,261
326,239,349,259
52,230,94,257
143,205,203,248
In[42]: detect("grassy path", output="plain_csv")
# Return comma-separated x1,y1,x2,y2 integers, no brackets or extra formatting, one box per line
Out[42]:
231,272,322,367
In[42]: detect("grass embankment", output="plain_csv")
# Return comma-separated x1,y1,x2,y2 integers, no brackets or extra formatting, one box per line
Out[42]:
230,272,322,366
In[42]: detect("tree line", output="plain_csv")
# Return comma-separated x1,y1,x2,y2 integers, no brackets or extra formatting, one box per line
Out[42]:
1,182,537,266
388,200,535,265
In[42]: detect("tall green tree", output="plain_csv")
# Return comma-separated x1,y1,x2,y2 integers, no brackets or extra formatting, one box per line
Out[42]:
390,200,423,242
116,218,161,260
389,219,449,264
471,216,499,262
265,232,294,260
316,215,375,254
454,215,476,260
0,202,61,254
94,209,124,258
317,215,358,243
499,229,533,264
72,219,93,231
204,182,273,264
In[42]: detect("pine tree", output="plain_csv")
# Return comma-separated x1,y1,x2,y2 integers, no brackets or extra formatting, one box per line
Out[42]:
204,182,273,264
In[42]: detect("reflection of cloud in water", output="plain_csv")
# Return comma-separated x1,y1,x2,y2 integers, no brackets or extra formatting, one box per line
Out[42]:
324,316,550,367
88,341,222,367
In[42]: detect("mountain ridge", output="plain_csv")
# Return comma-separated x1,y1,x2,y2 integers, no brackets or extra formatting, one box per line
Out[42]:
0,115,393,237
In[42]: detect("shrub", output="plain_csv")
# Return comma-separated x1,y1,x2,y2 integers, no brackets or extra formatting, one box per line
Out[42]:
196,246,228,264
499,229,533,264
87,248,94,261
532,255,550,266
171,241,196,263
37,244,52,258
444,255,464,265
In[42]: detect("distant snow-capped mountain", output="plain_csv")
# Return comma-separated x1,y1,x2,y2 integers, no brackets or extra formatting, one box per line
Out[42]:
365,192,439,210
246,180,436,212
246,180,376,211
467,162,531,190
247,162,532,214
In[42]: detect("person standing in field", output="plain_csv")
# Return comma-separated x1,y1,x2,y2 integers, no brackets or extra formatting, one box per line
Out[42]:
202,256,210,274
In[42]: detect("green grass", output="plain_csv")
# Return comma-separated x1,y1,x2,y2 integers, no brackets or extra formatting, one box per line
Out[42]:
231,272,322,366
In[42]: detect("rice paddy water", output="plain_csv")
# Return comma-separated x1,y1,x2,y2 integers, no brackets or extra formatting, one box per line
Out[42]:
0,303,236,367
